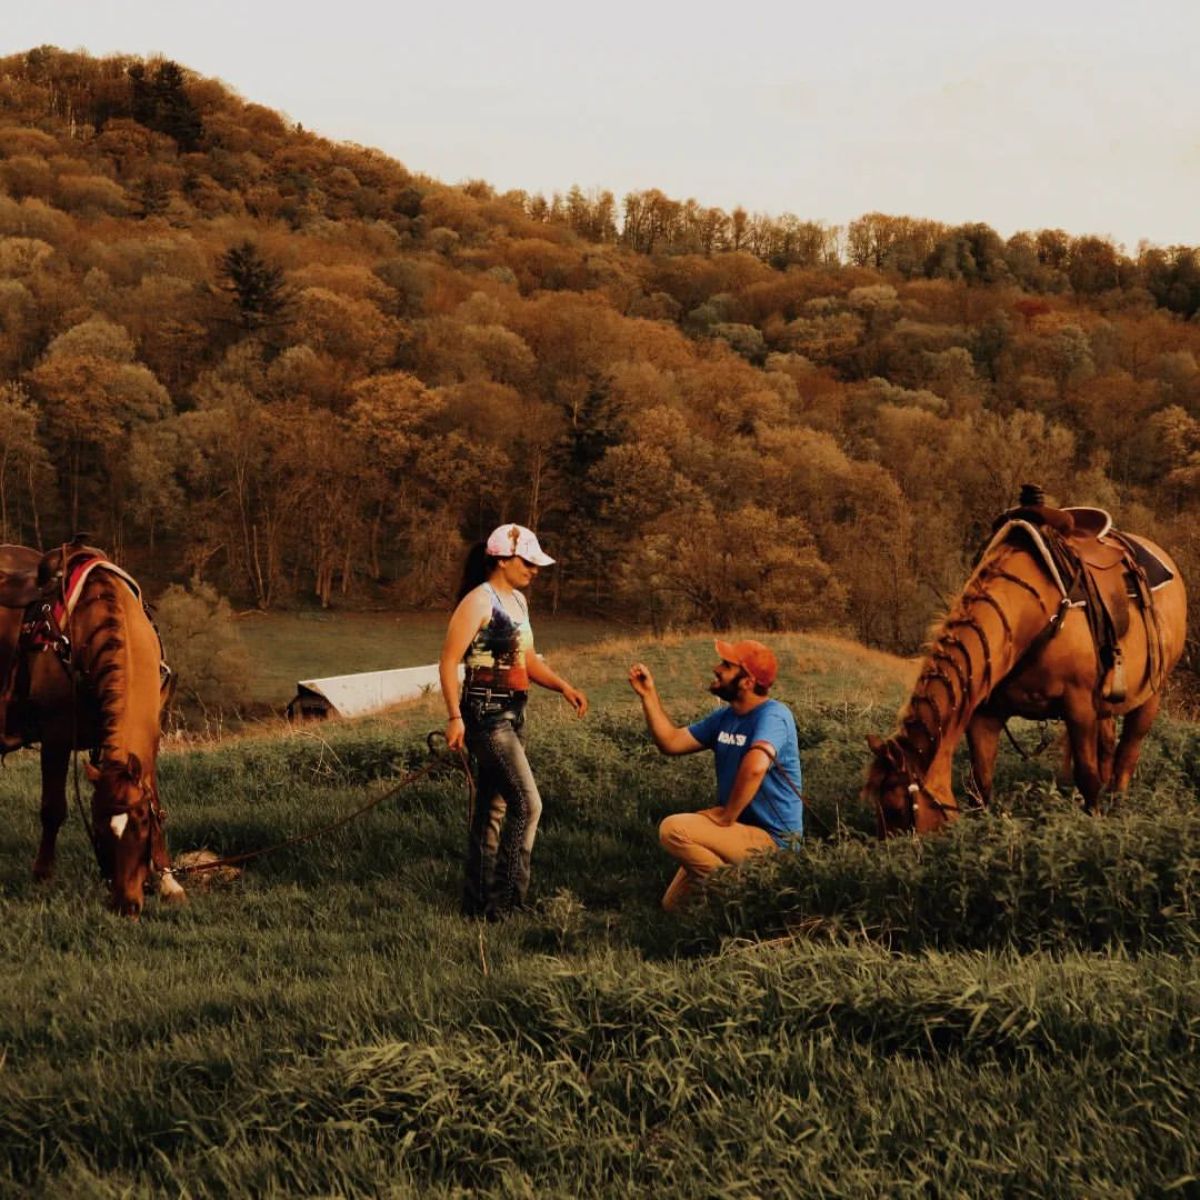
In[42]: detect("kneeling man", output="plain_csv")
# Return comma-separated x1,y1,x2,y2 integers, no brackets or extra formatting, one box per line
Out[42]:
628,639,803,912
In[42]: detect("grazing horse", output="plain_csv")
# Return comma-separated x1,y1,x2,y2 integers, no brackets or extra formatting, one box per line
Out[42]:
863,514,1186,836
2,543,185,915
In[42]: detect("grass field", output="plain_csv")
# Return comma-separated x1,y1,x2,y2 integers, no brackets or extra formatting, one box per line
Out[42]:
1,631,1197,1197
235,610,621,706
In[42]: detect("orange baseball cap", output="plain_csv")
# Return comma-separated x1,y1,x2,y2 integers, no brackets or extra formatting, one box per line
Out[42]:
714,639,778,688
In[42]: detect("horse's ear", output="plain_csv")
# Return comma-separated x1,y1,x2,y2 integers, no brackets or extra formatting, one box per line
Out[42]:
85,761,101,782
866,734,901,767
126,753,142,784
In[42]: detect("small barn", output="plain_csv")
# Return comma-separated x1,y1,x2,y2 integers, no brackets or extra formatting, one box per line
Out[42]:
287,664,457,721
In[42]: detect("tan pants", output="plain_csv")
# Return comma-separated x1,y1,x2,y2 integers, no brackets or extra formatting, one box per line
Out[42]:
658,811,777,912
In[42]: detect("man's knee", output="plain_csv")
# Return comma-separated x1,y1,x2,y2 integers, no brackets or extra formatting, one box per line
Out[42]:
659,813,690,851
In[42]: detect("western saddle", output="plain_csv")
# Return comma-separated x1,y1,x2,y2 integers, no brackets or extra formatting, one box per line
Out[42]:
987,486,1171,703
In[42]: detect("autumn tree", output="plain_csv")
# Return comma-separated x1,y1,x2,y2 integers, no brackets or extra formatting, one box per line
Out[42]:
625,504,845,633
0,381,53,543
28,319,171,546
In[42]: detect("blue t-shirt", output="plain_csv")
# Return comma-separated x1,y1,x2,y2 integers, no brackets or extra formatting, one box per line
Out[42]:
687,699,803,846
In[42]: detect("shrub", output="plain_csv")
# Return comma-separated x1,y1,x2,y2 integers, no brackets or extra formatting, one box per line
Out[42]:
155,581,250,716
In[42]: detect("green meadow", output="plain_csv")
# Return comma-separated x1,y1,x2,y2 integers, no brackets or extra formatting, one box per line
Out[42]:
235,610,623,707
1,632,1198,1197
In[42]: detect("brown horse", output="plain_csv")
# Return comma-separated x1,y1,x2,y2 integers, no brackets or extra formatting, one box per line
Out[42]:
863,523,1187,836
3,544,185,915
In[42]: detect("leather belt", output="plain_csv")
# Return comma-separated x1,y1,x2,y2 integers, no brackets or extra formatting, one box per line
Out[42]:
463,684,526,702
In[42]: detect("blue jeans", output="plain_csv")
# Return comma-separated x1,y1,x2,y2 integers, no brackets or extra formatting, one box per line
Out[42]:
461,692,543,919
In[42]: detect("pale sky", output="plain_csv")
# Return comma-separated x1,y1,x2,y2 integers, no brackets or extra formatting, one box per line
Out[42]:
6,0,1200,252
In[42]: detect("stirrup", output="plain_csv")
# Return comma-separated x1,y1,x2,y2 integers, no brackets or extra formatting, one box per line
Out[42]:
1102,653,1127,705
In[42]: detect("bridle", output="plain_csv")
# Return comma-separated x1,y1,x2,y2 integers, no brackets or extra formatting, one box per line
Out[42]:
79,759,165,884
870,742,962,837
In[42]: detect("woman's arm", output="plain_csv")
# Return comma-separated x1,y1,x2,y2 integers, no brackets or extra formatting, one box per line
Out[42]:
439,591,490,750
525,644,588,716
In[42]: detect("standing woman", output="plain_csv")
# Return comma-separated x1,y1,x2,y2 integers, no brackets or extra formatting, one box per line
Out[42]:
440,524,588,919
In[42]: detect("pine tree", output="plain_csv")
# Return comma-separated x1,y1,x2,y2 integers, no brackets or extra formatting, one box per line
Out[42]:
219,241,288,332
153,61,202,151
126,60,202,151
135,174,170,219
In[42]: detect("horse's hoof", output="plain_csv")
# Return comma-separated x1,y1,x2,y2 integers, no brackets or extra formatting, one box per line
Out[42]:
31,863,54,884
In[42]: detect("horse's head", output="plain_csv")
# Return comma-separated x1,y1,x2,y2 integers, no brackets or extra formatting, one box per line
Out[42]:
863,734,956,837
87,752,157,917
863,735,918,837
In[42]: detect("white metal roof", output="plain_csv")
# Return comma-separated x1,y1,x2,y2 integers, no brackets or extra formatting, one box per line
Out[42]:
295,664,458,718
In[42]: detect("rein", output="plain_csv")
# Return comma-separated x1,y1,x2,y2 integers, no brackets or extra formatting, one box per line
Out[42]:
163,736,474,880
895,751,965,824
1002,719,1056,761
767,759,836,839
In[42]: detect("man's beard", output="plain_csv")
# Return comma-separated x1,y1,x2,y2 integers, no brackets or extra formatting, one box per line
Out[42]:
709,674,744,702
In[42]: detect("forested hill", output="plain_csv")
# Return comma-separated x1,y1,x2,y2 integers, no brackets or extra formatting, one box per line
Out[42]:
2,47,1200,656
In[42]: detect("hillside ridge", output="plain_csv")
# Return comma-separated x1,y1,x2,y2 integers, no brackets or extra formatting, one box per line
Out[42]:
0,46,1196,681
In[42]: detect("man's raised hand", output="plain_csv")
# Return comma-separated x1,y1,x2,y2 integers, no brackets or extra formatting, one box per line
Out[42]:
628,662,655,697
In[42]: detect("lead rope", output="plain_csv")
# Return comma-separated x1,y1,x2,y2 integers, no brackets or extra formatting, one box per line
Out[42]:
166,736,474,879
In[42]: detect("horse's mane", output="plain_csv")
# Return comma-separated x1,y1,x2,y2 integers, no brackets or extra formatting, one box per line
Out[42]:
892,542,1023,754
73,575,133,760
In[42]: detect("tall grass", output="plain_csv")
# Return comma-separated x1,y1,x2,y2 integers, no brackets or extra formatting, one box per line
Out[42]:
1,631,1197,1196
689,802,1200,953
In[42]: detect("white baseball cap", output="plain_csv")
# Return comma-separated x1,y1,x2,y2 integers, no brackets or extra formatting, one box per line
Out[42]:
485,523,555,565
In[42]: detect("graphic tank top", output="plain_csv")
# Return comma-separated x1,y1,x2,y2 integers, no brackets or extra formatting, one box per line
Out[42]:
463,583,533,690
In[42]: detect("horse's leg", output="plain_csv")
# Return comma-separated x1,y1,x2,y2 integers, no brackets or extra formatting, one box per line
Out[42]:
1063,694,1104,812
1111,694,1161,793
150,802,187,904
966,712,1004,807
33,740,69,882
1097,716,1117,790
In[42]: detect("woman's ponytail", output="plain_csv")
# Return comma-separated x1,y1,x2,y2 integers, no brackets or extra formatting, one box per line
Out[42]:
455,542,501,603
